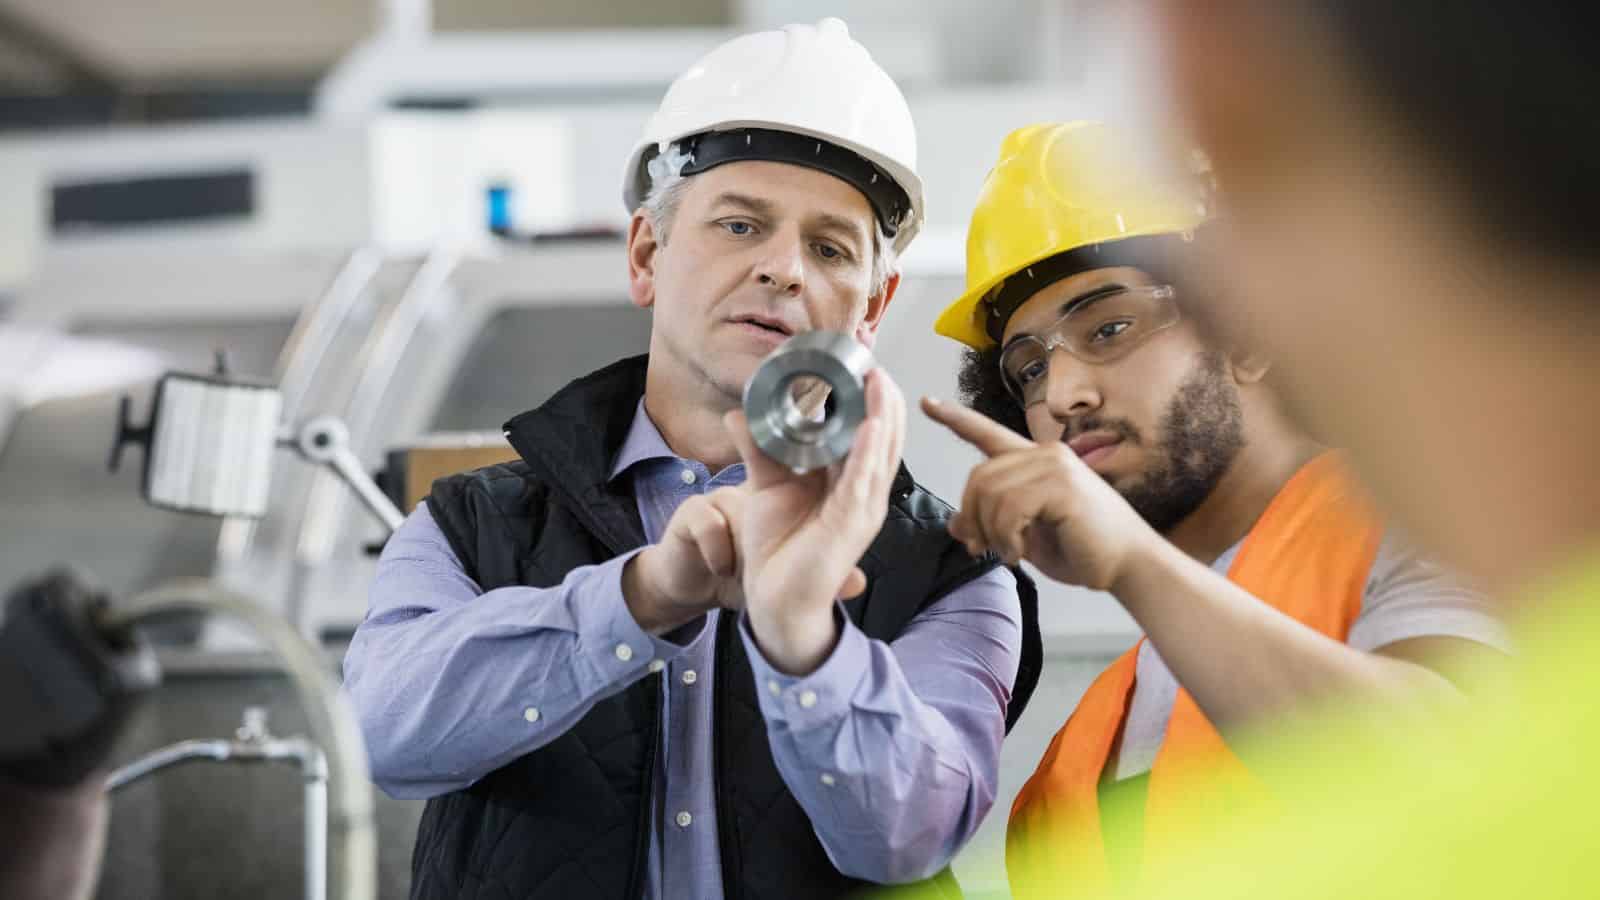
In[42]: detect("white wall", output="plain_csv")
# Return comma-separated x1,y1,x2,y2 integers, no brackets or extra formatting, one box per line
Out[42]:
738,0,1049,83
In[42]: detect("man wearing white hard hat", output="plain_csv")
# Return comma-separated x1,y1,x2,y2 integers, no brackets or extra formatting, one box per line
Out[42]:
344,19,1042,900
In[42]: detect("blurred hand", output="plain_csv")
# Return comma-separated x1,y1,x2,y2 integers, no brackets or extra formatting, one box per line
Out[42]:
624,487,749,634
724,368,906,674
921,396,1159,592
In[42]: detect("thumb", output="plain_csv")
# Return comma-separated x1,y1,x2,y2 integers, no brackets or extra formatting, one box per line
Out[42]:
838,566,868,600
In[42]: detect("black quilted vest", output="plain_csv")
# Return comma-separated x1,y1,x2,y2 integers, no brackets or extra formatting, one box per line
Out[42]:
410,356,1042,900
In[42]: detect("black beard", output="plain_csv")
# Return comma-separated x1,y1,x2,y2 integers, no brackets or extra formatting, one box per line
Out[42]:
1072,352,1246,533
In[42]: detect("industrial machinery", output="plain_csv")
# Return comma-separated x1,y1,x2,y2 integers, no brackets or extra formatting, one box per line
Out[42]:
0,570,375,900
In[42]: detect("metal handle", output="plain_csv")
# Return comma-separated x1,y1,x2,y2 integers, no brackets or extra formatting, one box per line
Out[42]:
107,394,152,474
287,417,405,534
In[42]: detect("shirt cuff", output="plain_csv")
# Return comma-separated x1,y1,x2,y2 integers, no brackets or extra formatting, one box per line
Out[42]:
740,605,869,731
577,548,703,683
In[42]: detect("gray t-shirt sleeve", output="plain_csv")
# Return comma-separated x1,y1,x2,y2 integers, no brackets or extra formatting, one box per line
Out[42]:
1111,534,1510,781
1345,532,1512,654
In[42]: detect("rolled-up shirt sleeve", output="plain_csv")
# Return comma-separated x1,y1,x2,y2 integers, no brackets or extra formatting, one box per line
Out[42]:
738,567,1022,883
342,502,696,799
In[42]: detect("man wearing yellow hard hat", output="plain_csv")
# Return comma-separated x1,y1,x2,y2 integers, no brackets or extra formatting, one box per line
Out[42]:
919,121,1510,897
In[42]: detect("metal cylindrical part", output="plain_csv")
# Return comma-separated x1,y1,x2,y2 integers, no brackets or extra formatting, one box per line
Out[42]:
742,331,874,472
303,753,328,900
105,740,231,790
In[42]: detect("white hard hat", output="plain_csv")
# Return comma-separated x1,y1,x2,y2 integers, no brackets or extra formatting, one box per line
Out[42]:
622,17,924,253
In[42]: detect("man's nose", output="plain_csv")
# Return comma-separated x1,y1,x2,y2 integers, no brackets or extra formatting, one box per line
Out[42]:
754,235,806,296
1044,349,1103,423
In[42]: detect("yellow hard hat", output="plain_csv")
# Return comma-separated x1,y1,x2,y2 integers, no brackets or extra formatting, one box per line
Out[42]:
934,121,1211,350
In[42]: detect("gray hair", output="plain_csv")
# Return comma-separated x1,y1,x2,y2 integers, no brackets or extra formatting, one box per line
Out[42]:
639,143,900,299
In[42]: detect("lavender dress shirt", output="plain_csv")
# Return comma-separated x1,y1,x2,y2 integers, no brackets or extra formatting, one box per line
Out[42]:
343,402,1022,897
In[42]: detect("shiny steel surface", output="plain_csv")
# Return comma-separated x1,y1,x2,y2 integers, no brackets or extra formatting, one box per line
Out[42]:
742,330,873,472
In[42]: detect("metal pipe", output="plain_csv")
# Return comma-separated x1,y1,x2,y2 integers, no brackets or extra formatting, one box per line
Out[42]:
274,248,386,421
295,244,460,568
324,441,405,533
302,748,328,900
106,731,329,900
381,0,432,43
216,247,384,566
105,740,230,790
286,418,405,535
101,582,375,900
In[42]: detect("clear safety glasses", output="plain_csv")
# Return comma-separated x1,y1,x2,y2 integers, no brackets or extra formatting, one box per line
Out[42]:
998,284,1180,407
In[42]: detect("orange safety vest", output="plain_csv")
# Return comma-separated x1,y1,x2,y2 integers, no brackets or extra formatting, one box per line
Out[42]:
1006,452,1383,899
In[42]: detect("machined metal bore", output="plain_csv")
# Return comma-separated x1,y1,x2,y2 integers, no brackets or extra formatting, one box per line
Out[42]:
743,330,875,472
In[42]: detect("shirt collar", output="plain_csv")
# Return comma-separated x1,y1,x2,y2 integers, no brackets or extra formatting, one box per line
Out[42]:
608,399,678,483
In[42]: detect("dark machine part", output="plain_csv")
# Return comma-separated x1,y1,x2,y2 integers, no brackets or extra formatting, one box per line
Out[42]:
0,570,160,787
0,570,161,900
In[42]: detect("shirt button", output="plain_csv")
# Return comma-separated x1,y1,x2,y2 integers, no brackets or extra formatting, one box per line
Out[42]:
648,659,665,674
820,773,836,787
681,669,698,686
523,707,540,723
675,811,693,828
767,680,781,697
799,690,818,709
614,643,634,662
680,468,697,485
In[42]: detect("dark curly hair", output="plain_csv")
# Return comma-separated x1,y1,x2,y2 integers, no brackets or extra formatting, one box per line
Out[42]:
956,345,1030,437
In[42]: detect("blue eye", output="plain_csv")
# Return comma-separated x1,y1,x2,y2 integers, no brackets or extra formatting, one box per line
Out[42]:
724,221,753,236
815,243,840,260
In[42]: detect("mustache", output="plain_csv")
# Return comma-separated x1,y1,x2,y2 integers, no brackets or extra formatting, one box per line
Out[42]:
1063,415,1143,446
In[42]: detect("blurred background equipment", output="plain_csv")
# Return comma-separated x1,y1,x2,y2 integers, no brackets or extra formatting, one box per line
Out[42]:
378,432,517,513
0,2,1159,895
0,569,159,789
109,365,404,531
0,570,378,900
0,568,158,900
0,569,377,900
105,705,330,900
108,367,284,519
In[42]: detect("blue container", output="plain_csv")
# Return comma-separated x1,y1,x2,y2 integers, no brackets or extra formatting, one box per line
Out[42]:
486,182,513,235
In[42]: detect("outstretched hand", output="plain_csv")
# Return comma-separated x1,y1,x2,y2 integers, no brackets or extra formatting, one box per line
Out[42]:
723,368,907,674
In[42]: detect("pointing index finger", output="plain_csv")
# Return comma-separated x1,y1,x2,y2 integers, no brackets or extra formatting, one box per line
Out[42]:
920,396,1035,457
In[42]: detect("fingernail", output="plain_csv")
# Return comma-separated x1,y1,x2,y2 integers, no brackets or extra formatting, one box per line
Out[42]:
924,396,941,406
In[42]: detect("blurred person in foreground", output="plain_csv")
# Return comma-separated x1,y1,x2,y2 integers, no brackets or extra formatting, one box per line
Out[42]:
1019,3,1600,899
341,18,1042,900
919,121,1507,898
